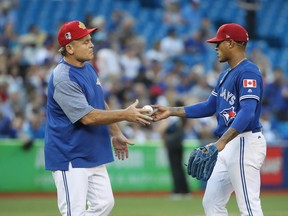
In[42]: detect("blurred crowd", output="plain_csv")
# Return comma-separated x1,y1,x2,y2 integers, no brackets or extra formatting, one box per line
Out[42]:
0,0,288,145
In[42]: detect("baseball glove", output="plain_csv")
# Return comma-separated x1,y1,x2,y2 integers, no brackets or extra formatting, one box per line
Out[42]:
187,144,218,181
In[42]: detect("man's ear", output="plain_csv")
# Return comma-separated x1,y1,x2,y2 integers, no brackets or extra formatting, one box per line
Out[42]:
229,40,233,48
66,44,74,55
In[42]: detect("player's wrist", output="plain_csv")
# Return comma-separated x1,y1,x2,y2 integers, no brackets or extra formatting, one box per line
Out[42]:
169,107,185,117
215,141,226,152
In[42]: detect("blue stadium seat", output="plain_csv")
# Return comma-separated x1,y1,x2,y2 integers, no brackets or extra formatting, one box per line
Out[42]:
14,0,288,75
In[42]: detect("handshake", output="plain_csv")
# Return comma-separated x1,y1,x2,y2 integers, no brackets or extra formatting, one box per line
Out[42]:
122,100,174,127
140,104,175,124
140,103,180,122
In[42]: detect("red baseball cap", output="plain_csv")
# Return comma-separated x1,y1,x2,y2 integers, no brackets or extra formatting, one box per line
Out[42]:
57,20,98,46
207,23,249,43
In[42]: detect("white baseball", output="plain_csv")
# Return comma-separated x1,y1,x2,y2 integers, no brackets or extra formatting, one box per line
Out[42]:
142,105,154,115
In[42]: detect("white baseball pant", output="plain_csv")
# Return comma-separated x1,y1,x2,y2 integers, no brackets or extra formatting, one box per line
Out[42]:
203,131,266,216
52,163,114,216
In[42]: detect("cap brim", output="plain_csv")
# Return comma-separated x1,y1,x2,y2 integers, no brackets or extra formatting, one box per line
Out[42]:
74,27,98,40
87,27,98,34
206,37,223,43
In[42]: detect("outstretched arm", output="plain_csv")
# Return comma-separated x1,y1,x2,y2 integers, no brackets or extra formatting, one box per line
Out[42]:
184,94,217,118
152,94,217,121
80,99,152,126
151,106,186,121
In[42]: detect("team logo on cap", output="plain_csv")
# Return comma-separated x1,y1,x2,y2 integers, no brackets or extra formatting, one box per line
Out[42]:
65,32,72,40
220,106,236,126
78,21,86,29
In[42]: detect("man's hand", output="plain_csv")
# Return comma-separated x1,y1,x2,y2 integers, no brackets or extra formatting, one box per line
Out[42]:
125,99,153,126
150,105,171,121
111,134,134,160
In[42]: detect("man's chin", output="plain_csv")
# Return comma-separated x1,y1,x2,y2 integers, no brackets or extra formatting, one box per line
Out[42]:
89,53,94,59
85,54,94,61
218,58,225,63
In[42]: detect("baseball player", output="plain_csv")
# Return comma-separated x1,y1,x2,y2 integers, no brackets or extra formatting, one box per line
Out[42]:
44,20,152,216
152,23,266,215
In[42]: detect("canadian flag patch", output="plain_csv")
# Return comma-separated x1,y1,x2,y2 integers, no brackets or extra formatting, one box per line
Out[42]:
243,79,257,88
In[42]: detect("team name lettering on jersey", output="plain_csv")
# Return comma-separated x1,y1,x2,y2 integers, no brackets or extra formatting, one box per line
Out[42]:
220,87,236,105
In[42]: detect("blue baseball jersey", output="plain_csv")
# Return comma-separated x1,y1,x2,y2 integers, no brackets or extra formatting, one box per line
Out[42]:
212,59,263,137
44,59,113,171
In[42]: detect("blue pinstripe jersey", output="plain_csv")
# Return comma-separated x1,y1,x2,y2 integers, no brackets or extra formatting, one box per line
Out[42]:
212,59,263,137
45,59,113,171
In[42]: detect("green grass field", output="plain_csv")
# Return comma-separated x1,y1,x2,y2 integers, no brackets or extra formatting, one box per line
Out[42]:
0,194,287,216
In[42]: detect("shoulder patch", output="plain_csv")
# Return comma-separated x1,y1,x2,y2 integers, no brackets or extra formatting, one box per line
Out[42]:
243,79,257,88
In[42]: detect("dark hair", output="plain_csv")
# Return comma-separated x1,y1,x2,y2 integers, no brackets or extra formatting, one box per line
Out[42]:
59,46,67,56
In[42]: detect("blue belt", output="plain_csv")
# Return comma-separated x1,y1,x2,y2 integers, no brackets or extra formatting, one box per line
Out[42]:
217,128,262,138
250,128,262,133
242,128,262,134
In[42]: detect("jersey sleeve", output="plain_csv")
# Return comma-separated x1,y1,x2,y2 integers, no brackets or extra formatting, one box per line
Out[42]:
54,80,94,124
238,72,262,102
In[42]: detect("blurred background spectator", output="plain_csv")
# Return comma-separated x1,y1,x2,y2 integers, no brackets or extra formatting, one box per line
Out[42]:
238,0,260,40
157,100,190,198
160,27,184,60
180,0,202,34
